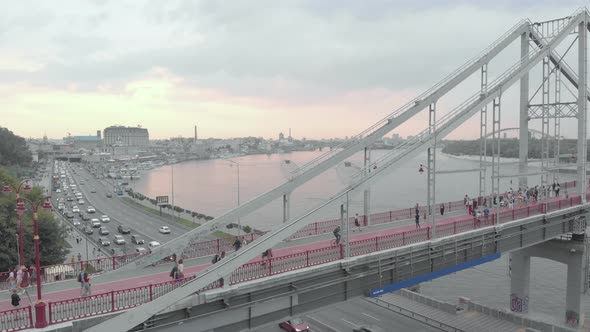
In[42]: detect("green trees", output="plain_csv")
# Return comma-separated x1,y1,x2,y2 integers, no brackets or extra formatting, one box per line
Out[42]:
0,127,32,166
0,168,69,271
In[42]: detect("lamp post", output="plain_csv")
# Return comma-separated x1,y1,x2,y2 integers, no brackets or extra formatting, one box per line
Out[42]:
228,160,241,235
16,195,52,328
2,179,32,266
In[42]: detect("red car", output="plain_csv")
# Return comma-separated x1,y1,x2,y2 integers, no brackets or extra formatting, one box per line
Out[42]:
279,317,309,332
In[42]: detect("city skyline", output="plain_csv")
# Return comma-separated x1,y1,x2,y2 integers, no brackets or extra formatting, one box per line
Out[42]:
1,1,588,140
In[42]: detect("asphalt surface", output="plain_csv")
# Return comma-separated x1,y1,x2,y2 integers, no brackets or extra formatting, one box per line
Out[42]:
151,297,439,332
52,161,191,256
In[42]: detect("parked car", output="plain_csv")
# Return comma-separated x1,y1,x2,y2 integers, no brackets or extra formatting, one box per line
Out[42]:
148,241,161,249
118,225,131,234
77,199,85,205
99,237,110,246
159,226,171,234
66,197,74,201
91,219,101,228
81,213,90,221
114,235,126,245
72,206,80,213
100,215,111,223
131,235,145,244
99,227,110,235
279,318,310,332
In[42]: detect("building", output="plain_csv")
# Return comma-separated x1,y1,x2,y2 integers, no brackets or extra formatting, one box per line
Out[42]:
103,125,149,147
63,132,102,152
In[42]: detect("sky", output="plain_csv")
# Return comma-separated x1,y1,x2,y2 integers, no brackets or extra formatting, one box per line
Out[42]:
0,0,588,140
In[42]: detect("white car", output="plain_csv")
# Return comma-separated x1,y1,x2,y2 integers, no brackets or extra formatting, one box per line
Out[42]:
135,247,147,253
72,219,81,226
91,219,101,228
87,206,96,213
77,199,85,205
56,189,61,193
148,241,161,249
100,215,111,223
72,206,80,213
114,235,126,245
159,226,171,234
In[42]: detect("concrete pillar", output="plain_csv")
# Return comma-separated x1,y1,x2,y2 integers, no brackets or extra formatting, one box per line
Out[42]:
577,21,587,200
363,148,371,226
509,251,530,313
565,250,585,328
519,31,530,189
283,193,290,223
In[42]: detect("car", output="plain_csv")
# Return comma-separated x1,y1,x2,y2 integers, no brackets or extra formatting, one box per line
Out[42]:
81,213,90,221
56,189,61,193
91,219,101,228
99,237,110,246
106,192,112,198
80,181,85,185
148,241,161,249
90,188,96,193
100,215,111,223
66,196,74,201
131,235,145,244
72,206,80,213
77,199,85,205
279,318,309,332
57,204,64,211
99,227,110,235
113,235,126,245
87,206,96,213
135,247,147,253
353,326,386,332
118,225,131,234
159,226,171,234
72,219,81,226
85,227,94,235
65,211,74,218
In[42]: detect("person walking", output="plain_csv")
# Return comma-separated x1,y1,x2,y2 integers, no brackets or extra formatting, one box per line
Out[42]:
556,183,560,197
440,203,445,216
8,267,16,292
261,248,273,265
333,226,341,245
77,252,82,262
81,272,91,296
414,203,421,229
20,266,29,289
78,269,86,297
170,262,178,280
233,238,242,251
28,265,36,289
177,259,184,280
354,213,361,232
15,266,23,291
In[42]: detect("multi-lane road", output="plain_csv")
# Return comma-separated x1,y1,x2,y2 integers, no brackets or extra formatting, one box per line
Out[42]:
152,298,438,332
53,161,194,256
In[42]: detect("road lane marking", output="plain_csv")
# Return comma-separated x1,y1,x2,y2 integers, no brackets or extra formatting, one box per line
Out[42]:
307,315,333,331
362,312,381,321
342,318,359,328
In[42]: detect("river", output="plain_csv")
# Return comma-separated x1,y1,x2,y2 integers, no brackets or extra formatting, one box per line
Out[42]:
133,150,585,325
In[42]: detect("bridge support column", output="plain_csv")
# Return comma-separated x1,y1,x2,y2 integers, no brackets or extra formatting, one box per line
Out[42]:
363,147,371,226
509,251,530,313
283,193,290,223
509,237,587,327
519,30,530,189
577,20,587,201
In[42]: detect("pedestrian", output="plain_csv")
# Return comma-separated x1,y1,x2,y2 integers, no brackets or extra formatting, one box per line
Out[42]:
11,289,20,308
233,238,242,251
177,259,184,280
78,269,85,297
8,267,16,291
415,204,420,229
468,203,473,216
15,266,23,291
440,203,445,216
261,248,273,265
28,265,36,287
170,262,178,280
77,252,82,262
211,253,221,264
333,225,341,245
20,266,29,288
354,213,361,232
92,247,96,255
81,272,91,296
556,183,560,196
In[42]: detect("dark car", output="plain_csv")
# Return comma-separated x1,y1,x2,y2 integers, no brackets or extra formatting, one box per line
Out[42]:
85,227,93,235
106,192,112,198
131,234,145,244
81,213,90,221
353,326,386,332
279,318,309,332
118,225,131,234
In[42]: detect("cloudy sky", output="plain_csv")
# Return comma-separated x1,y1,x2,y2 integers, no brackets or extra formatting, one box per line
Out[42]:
0,0,588,140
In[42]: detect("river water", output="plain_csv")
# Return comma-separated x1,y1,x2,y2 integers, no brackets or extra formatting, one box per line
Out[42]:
133,150,587,325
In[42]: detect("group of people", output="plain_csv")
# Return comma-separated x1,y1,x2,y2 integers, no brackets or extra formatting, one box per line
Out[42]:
9,264,37,307
78,269,91,297
169,254,185,281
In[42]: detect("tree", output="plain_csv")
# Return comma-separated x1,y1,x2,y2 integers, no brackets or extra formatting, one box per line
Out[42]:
243,225,252,233
0,127,32,167
0,168,69,271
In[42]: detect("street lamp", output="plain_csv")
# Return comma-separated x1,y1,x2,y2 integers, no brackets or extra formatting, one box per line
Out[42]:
17,195,52,328
228,160,241,235
2,179,32,266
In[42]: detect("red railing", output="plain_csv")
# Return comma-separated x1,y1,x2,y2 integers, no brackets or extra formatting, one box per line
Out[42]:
0,306,32,332
0,193,584,330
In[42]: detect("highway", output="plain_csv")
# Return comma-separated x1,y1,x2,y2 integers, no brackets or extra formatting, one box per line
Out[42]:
151,298,438,332
53,161,195,256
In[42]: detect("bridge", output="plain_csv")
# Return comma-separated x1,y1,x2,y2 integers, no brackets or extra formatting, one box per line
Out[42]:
3,7,590,332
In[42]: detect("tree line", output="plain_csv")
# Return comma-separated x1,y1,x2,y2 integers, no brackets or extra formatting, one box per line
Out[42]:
442,138,584,160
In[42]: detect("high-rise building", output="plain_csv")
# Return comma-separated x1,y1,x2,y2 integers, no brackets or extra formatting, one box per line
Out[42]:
103,125,149,147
